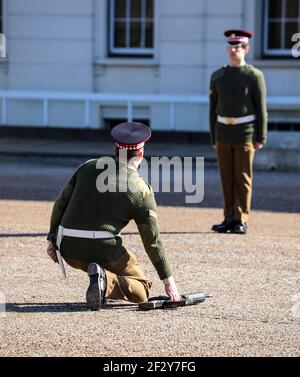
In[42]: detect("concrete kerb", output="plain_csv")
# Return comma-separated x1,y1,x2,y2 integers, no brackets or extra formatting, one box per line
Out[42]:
254,132,300,171
0,135,299,171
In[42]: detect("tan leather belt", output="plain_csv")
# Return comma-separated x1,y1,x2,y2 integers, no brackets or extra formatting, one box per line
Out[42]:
217,114,256,125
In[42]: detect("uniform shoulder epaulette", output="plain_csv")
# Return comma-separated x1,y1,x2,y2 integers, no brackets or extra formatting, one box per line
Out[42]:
246,65,264,80
83,158,98,166
211,67,225,82
131,175,152,198
75,158,97,174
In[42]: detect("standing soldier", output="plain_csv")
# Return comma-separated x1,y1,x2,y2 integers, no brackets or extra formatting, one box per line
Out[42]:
210,29,268,234
46,122,181,310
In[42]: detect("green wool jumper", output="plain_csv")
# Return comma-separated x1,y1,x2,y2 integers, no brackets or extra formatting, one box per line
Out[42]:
209,64,268,145
47,159,172,280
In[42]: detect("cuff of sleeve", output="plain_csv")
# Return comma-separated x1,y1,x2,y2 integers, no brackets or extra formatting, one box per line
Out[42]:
163,276,175,285
255,137,266,144
47,232,56,242
154,260,172,281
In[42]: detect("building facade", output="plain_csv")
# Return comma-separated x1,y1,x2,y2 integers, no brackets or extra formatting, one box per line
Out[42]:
0,0,299,133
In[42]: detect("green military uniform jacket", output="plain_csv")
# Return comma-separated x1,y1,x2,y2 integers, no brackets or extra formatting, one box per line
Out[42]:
47,159,172,280
209,64,268,145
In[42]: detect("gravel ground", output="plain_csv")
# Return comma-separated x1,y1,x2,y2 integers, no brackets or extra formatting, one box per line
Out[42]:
0,157,299,357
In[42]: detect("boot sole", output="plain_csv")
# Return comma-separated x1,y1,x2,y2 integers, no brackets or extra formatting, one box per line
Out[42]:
86,263,101,311
212,228,232,233
232,230,247,234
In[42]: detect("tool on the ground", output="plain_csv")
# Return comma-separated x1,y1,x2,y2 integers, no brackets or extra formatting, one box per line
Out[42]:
138,292,212,310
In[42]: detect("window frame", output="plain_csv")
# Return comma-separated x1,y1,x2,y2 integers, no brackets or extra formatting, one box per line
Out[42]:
108,0,155,56
263,0,300,57
0,0,3,34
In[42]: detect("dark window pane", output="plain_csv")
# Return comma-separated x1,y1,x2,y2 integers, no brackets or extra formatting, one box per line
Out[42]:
131,0,142,18
0,0,2,33
268,0,283,19
285,22,298,48
130,22,141,47
145,21,153,48
146,0,153,18
286,0,298,18
268,21,281,48
115,0,127,18
114,21,126,47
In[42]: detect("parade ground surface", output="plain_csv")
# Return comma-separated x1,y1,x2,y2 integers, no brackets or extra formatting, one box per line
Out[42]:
0,155,299,357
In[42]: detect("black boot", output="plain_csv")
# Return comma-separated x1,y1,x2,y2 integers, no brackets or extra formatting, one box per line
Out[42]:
232,221,248,234
211,220,234,233
86,263,107,311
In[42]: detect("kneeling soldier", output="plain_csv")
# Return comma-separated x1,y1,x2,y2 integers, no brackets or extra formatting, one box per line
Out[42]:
46,122,181,310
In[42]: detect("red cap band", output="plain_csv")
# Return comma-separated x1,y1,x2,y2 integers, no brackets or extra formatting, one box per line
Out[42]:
227,36,249,44
115,142,145,150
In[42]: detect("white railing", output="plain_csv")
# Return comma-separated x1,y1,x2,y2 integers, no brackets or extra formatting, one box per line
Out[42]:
0,90,208,130
0,90,300,129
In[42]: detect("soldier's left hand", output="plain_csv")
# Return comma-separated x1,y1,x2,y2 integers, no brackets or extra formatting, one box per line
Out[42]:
163,277,181,301
253,142,263,150
47,242,58,263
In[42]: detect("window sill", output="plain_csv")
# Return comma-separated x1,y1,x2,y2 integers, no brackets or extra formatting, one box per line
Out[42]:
252,59,300,68
94,58,159,68
0,60,8,73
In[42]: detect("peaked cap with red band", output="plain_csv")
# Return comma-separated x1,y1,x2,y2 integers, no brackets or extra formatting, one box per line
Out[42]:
224,29,253,46
111,121,151,150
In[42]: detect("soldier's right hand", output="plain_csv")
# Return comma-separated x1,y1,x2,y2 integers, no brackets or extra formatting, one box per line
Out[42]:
253,142,263,150
47,241,58,264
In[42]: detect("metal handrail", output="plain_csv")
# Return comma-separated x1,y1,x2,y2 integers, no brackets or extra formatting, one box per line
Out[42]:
0,90,208,128
0,90,299,129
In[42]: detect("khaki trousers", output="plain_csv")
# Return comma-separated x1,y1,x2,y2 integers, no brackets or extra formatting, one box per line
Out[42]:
216,142,255,222
64,250,152,303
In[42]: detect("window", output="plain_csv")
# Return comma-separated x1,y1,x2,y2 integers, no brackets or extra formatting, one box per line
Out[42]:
263,0,300,56
105,118,150,130
109,0,154,56
0,0,3,33
268,122,300,131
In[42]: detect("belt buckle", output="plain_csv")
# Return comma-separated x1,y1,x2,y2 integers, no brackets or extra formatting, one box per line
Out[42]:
92,231,96,239
227,117,236,125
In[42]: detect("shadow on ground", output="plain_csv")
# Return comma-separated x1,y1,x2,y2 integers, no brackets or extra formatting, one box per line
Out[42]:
5,302,137,313
0,231,212,238
0,158,299,213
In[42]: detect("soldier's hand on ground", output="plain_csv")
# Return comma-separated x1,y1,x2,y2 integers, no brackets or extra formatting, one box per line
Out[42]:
163,276,181,301
253,142,263,150
47,241,58,263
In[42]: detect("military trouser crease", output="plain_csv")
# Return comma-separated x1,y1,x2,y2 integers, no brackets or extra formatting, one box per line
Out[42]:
216,142,255,222
63,249,152,304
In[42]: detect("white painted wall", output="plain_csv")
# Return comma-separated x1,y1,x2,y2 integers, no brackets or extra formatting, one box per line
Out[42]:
4,0,93,92
0,0,299,130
